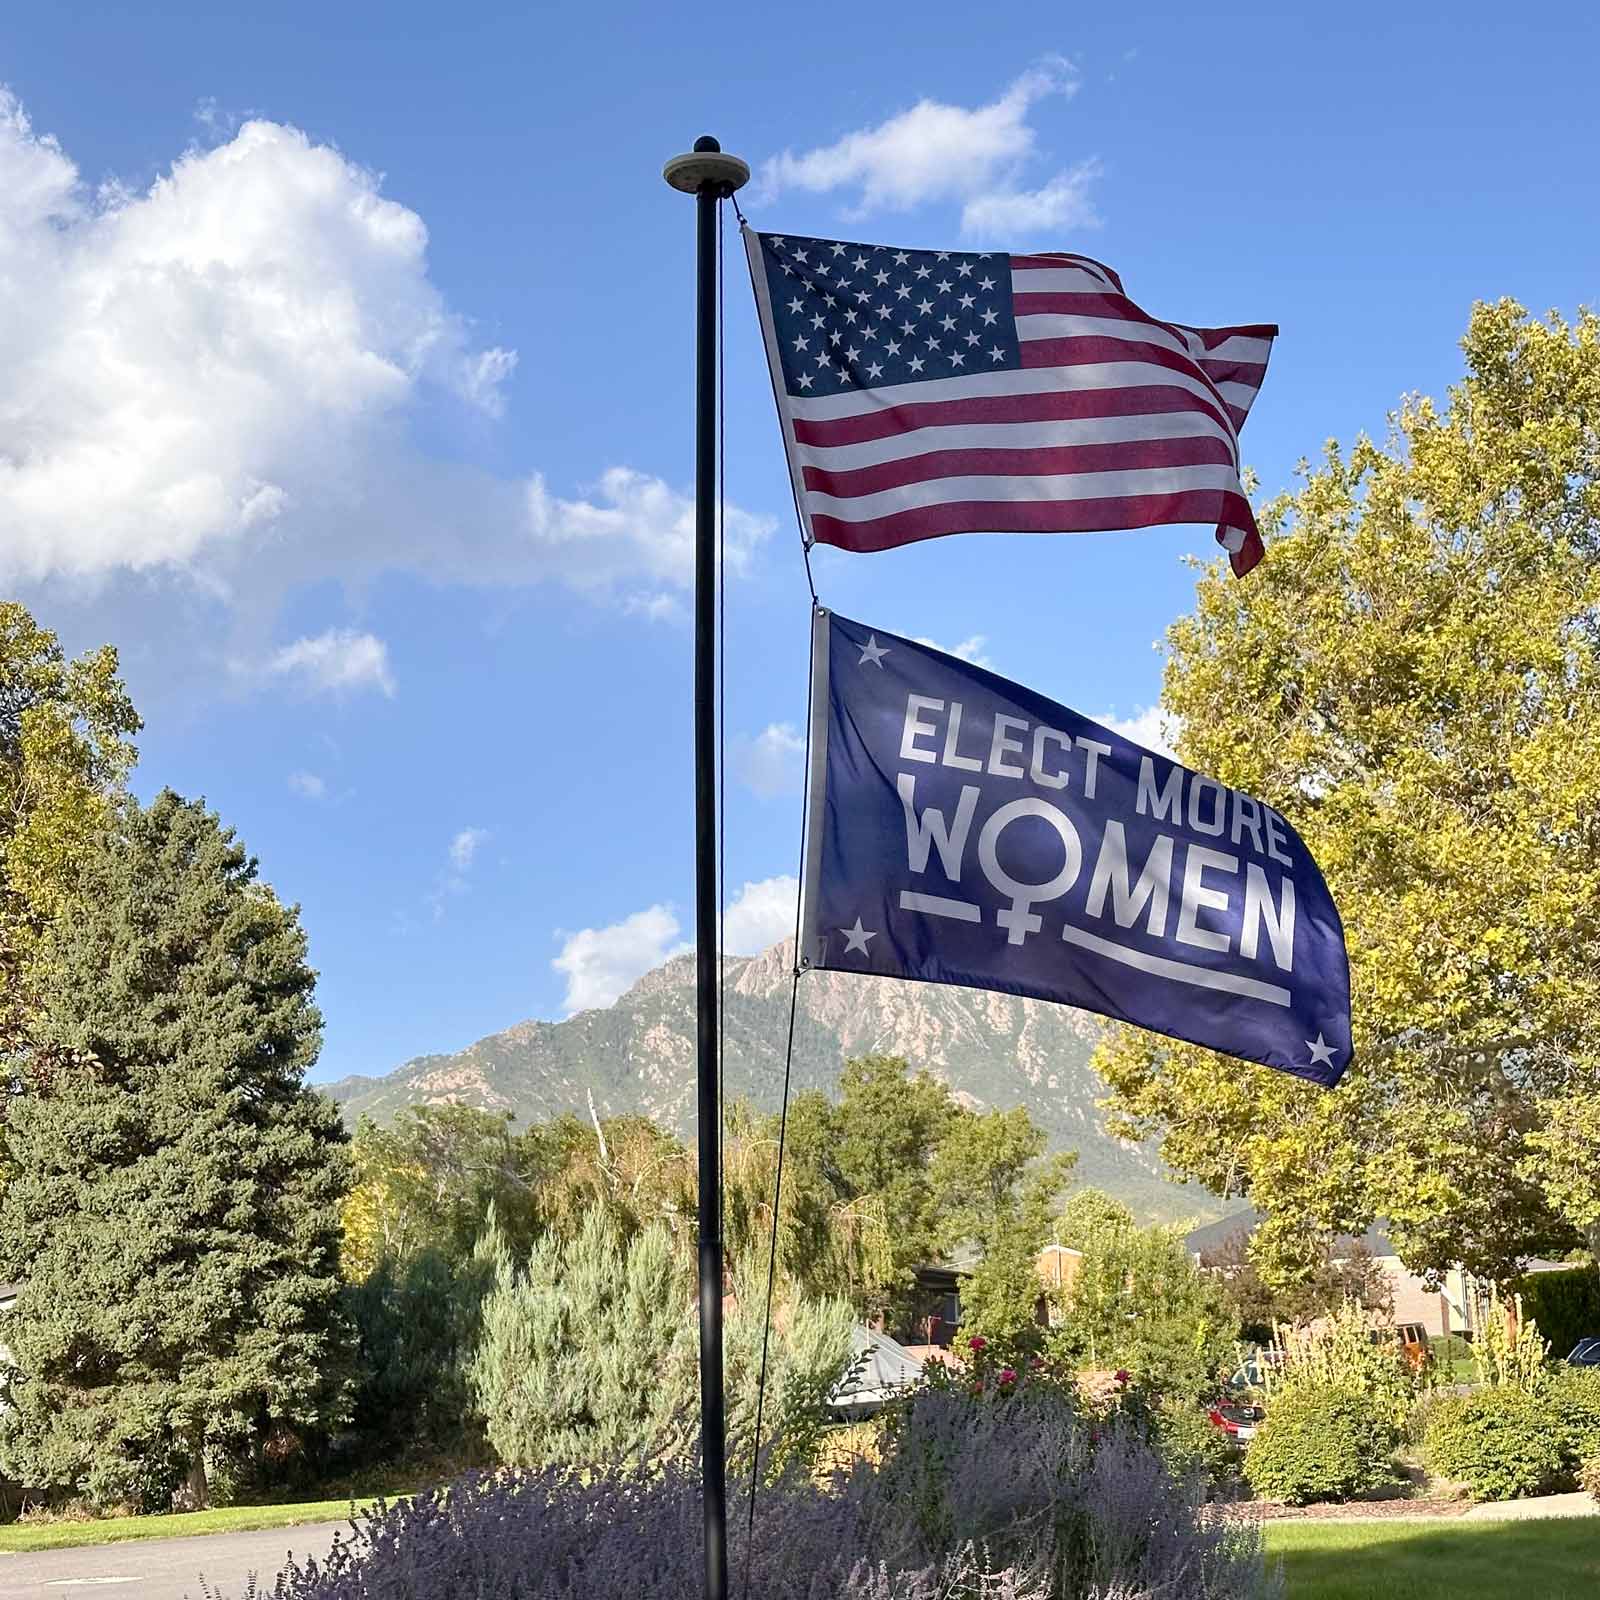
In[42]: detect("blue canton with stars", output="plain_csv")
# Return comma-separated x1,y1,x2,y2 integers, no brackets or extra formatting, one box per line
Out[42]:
757,232,1021,397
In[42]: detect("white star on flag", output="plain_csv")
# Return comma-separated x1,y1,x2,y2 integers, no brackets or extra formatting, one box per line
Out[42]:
840,917,876,956
1306,1033,1337,1069
857,635,890,667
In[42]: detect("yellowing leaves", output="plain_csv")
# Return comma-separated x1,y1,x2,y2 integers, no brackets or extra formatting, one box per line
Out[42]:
1096,300,1600,1286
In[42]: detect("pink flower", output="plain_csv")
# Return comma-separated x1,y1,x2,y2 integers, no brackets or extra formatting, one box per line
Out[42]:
968,1335,988,1352
1029,1356,1046,1370
999,1367,1017,1384
1114,1369,1131,1386
972,1381,984,1395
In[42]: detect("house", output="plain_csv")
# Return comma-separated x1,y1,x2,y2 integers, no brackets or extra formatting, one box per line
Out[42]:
1185,1210,1569,1340
829,1325,928,1418
1035,1243,1084,1299
896,1242,1086,1351
0,1282,17,1414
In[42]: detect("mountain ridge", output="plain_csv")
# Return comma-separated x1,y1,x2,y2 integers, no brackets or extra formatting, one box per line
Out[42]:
324,938,1216,1223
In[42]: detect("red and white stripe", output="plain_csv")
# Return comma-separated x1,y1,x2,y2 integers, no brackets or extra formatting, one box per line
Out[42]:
748,241,1276,577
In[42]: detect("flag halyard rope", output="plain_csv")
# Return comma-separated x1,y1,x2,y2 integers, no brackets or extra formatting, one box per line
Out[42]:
739,588,819,1600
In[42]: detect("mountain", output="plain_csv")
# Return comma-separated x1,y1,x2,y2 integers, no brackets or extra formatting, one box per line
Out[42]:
324,939,1217,1223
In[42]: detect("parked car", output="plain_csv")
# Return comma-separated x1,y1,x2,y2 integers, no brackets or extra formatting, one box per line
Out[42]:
1205,1399,1265,1443
1566,1337,1600,1367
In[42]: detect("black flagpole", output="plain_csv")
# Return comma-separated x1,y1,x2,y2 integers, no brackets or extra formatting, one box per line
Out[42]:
663,134,749,1600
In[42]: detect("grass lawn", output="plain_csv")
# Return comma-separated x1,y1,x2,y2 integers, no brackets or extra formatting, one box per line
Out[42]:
0,1496,398,1554
1266,1517,1600,1599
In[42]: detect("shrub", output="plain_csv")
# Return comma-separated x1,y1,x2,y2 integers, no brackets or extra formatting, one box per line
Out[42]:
214,1382,1282,1600
1545,1366,1600,1467
1468,1286,1549,1392
1243,1383,1397,1504
1515,1267,1600,1361
1263,1302,1419,1433
1150,1397,1241,1490
1424,1387,1565,1500
1581,1455,1600,1505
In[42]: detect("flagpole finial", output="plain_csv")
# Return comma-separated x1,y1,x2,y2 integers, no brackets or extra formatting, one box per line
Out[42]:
663,136,750,196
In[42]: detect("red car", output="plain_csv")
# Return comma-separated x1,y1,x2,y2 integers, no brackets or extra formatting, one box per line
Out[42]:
1205,1400,1265,1443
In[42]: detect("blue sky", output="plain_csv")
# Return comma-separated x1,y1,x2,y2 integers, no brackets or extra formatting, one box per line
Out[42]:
4,3,1597,1084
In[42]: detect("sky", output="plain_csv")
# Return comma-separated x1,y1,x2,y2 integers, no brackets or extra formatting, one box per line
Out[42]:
3,3,1597,1084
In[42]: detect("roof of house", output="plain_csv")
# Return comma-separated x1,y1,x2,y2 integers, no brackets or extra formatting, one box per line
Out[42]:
1183,1208,1396,1260
830,1326,927,1412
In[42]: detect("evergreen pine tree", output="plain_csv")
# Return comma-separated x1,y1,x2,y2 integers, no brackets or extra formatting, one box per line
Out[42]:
0,791,354,1509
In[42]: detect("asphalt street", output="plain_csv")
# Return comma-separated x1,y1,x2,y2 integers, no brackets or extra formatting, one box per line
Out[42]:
0,1521,347,1600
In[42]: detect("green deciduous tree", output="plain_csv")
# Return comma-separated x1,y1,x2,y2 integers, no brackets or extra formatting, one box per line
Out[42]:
1522,1095,1600,1263
1097,300,1600,1288
0,602,140,1060
0,792,353,1509
1051,1192,1237,1398
1198,1230,1392,1343
342,1103,540,1280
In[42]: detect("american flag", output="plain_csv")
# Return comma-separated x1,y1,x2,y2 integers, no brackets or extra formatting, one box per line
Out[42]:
744,229,1276,576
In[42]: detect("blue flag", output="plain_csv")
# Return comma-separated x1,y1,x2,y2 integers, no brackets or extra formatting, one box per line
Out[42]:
799,611,1352,1088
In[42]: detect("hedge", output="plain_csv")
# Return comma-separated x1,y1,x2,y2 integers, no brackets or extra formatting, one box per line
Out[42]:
1515,1266,1600,1359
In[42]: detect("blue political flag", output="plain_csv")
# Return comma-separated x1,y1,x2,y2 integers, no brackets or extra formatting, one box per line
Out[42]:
799,611,1352,1088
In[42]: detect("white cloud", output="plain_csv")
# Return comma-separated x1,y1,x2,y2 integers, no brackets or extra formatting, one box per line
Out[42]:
523,467,772,598
0,92,770,635
758,61,1100,241
913,633,995,669
449,826,489,870
737,722,805,797
265,629,395,697
723,875,799,956
959,159,1102,241
287,770,326,799
1098,705,1180,761
623,592,685,624
553,904,688,1014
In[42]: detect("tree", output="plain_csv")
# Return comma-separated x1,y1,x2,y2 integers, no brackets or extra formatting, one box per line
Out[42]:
934,1112,1076,1355
0,792,353,1509
1522,1095,1600,1262
721,1099,891,1307
1198,1229,1392,1344
468,1207,852,1472
1097,301,1600,1289
341,1103,540,1280
929,1107,1074,1256
0,602,140,1059
1050,1195,1238,1398
342,1246,492,1460
771,1057,1070,1329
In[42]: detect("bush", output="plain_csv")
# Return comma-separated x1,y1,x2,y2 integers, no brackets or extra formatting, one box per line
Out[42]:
1424,1388,1565,1500
1243,1383,1397,1504
1515,1267,1600,1361
216,1382,1282,1600
1581,1455,1600,1505
1150,1398,1241,1490
1545,1366,1600,1466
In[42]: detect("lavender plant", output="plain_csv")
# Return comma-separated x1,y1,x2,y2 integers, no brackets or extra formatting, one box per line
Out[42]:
199,1377,1279,1600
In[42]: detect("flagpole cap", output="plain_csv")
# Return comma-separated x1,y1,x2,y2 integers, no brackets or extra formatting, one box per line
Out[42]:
663,135,750,196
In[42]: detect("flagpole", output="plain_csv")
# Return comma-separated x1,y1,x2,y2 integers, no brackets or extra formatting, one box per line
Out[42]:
663,133,749,1600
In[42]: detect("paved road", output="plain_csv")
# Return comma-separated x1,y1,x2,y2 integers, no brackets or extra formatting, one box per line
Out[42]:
0,1521,348,1600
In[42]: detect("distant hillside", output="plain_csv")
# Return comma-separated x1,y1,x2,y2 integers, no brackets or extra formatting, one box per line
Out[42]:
325,939,1220,1223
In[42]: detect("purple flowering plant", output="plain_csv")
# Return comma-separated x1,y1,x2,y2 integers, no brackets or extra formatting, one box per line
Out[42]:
202,1358,1278,1600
